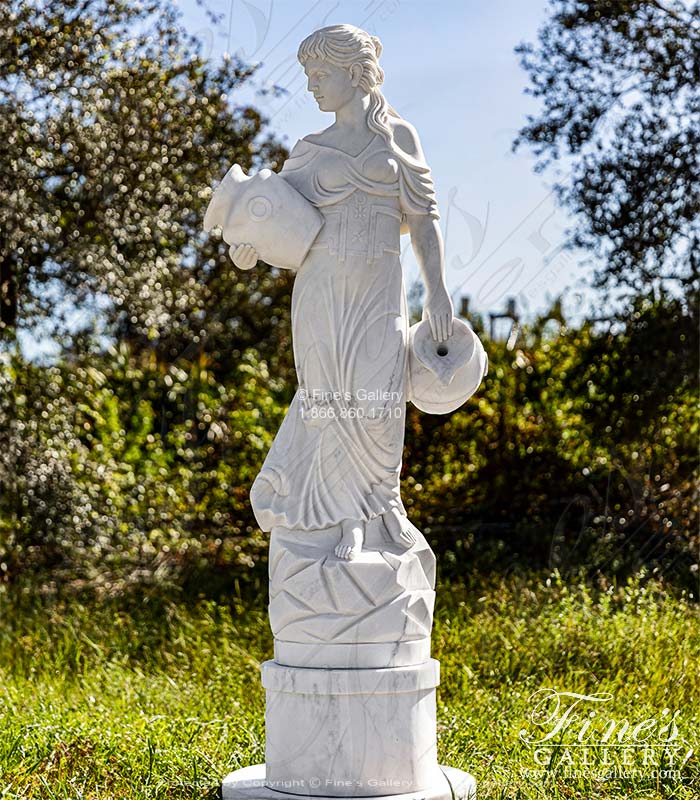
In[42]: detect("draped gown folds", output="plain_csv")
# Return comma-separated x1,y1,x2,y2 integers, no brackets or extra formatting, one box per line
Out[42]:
250,132,439,533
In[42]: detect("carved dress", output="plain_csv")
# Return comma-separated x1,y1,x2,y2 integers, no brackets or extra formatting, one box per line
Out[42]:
250,131,438,533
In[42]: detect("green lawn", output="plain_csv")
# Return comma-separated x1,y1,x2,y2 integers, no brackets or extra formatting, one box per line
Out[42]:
0,572,698,799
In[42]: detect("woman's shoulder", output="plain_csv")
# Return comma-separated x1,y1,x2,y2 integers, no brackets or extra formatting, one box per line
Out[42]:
285,135,324,160
300,126,335,147
387,117,424,161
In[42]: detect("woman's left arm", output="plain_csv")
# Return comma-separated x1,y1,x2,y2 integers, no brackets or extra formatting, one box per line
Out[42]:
406,213,453,342
393,119,453,342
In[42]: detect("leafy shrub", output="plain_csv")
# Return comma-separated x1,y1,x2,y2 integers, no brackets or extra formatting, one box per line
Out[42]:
0,345,285,593
1,295,697,595
404,294,699,587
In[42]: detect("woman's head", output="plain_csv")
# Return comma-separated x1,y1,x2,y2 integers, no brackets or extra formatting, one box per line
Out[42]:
298,25,384,112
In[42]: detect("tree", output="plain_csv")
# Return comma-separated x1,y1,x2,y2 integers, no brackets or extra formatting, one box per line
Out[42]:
514,0,700,298
0,0,292,375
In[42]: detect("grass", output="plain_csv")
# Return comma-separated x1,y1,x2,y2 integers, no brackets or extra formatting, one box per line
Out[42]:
0,571,698,799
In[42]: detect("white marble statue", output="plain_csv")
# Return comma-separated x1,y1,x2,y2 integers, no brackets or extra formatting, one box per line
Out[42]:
206,23,482,800
218,25,454,562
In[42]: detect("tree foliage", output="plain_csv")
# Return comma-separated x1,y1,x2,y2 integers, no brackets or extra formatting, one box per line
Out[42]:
515,0,700,295
1,0,697,597
0,0,293,376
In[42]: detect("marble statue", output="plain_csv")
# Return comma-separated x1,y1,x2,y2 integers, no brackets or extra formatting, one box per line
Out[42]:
204,23,485,800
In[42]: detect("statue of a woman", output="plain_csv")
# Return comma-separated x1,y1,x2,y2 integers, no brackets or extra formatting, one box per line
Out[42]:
230,24,454,561
217,26,480,800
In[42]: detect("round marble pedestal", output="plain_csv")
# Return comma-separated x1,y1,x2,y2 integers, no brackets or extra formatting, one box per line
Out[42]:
263,660,441,797
222,764,476,800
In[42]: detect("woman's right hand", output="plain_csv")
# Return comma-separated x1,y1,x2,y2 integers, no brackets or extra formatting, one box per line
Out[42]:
229,243,259,270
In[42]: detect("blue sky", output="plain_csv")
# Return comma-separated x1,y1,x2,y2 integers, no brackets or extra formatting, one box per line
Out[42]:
20,0,595,360
177,0,594,324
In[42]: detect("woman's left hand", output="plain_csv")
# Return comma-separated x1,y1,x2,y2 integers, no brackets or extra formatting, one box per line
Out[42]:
423,286,454,342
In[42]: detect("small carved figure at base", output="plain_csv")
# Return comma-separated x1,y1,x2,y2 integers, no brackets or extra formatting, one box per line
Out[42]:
383,507,417,549
335,518,365,560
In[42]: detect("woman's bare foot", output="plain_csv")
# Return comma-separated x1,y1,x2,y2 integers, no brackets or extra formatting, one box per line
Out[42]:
335,519,364,560
383,507,417,549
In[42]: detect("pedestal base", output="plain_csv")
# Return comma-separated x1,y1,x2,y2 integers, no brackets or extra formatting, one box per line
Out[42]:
262,660,441,796
222,764,476,800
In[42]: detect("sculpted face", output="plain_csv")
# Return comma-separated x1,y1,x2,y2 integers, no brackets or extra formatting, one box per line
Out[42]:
304,59,357,112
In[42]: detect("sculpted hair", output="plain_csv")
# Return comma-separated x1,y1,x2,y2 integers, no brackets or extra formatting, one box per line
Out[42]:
297,24,399,148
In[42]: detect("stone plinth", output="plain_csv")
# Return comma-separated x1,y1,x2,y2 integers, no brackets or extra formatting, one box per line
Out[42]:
263,660,441,797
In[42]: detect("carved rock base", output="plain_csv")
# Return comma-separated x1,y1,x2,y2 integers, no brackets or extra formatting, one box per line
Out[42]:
222,764,476,800
268,521,436,670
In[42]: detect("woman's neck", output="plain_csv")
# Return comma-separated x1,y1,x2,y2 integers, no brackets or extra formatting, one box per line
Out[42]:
334,91,371,132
